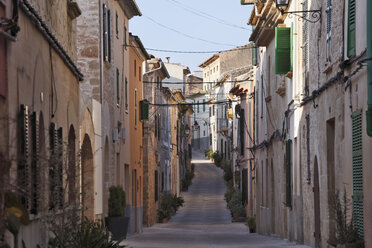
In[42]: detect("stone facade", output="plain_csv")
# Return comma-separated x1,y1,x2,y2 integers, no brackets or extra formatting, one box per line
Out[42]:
142,58,169,226
244,0,371,247
2,0,82,246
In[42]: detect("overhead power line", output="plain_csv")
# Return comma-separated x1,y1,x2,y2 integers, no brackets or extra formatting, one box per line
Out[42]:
149,99,236,107
164,0,252,31
144,79,253,84
125,44,257,54
143,16,237,47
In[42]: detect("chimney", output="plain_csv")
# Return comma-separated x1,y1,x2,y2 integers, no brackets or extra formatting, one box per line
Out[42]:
166,57,170,63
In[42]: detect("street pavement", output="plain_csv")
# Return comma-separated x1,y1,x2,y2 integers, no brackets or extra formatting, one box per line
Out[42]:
122,150,310,248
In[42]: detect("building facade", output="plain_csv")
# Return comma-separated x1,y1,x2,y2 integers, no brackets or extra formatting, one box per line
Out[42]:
128,33,149,233
2,0,83,246
243,0,371,247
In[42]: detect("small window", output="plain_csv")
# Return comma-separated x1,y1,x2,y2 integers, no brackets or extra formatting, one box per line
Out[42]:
125,77,128,111
134,89,137,127
116,68,120,104
124,24,127,47
115,12,118,37
139,66,142,81
134,60,136,77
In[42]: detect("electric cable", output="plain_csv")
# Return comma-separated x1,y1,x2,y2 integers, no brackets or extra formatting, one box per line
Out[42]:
164,0,252,31
144,79,252,84
143,16,237,47
125,44,257,54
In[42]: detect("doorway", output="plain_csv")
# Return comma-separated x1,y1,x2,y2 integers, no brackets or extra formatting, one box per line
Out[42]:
314,156,321,247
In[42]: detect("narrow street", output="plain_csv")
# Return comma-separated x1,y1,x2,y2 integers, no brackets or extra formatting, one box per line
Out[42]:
123,151,310,248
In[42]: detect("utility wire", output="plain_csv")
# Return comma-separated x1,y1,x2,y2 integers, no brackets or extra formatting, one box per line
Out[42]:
149,99,235,107
125,44,257,54
164,0,252,31
144,79,252,84
143,16,237,47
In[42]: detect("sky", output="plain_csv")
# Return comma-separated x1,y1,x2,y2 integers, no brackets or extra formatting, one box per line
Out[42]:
130,0,253,72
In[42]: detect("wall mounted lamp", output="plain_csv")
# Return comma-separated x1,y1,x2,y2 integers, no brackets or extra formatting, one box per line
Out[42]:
276,0,322,23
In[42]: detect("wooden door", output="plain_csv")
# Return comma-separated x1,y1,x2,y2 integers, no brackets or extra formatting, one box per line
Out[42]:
313,158,321,247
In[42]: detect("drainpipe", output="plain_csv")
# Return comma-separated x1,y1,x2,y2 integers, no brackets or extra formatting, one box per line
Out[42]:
367,0,372,136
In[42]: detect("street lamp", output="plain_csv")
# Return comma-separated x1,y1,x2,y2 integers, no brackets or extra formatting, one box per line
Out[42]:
275,0,322,23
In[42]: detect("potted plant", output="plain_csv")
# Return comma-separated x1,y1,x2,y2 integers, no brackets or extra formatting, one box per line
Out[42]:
105,186,129,241
246,216,256,233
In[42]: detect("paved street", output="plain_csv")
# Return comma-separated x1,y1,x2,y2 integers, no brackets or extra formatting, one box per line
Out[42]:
123,150,310,248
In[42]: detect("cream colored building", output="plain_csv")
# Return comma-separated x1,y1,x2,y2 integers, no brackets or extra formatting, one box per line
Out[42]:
77,0,141,222
1,0,82,246
245,0,371,247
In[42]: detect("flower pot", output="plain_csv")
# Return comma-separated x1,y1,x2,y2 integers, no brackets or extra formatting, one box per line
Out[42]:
105,216,129,241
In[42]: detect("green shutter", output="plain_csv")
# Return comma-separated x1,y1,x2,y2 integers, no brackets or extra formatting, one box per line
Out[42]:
351,110,364,237
252,44,257,66
286,139,292,208
275,27,291,74
347,0,356,57
290,23,293,71
140,100,149,121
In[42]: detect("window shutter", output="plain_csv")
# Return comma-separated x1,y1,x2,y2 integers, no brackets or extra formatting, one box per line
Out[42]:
275,27,291,74
30,112,39,214
252,44,257,66
102,4,107,61
49,123,56,209
351,110,364,237
107,9,111,62
140,100,149,121
347,0,356,57
290,23,293,72
18,105,29,209
286,139,292,208
240,108,245,156
57,127,63,209
155,170,158,202
116,68,120,104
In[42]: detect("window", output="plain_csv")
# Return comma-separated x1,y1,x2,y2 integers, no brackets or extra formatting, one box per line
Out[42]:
139,66,142,81
209,107,211,117
134,60,136,77
197,101,199,113
125,77,128,111
124,24,127,47
116,68,120,104
240,108,245,156
347,0,356,57
213,105,215,116
351,110,364,237
326,0,332,61
155,170,159,202
302,0,309,95
107,9,111,62
102,4,107,61
115,12,118,37
275,27,292,74
285,139,292,208
134,89,137,127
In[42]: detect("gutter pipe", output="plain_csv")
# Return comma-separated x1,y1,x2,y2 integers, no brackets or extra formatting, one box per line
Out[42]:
367,0,372,136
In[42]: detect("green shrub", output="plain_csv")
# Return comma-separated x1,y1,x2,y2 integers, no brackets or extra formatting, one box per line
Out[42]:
157,194,184,221
48,218,125,248
224,166,233,182
334,190,364,247
227,190,246,219
212,152,222,166
246,216,256,232
108,186,126,217
204,150,213,158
